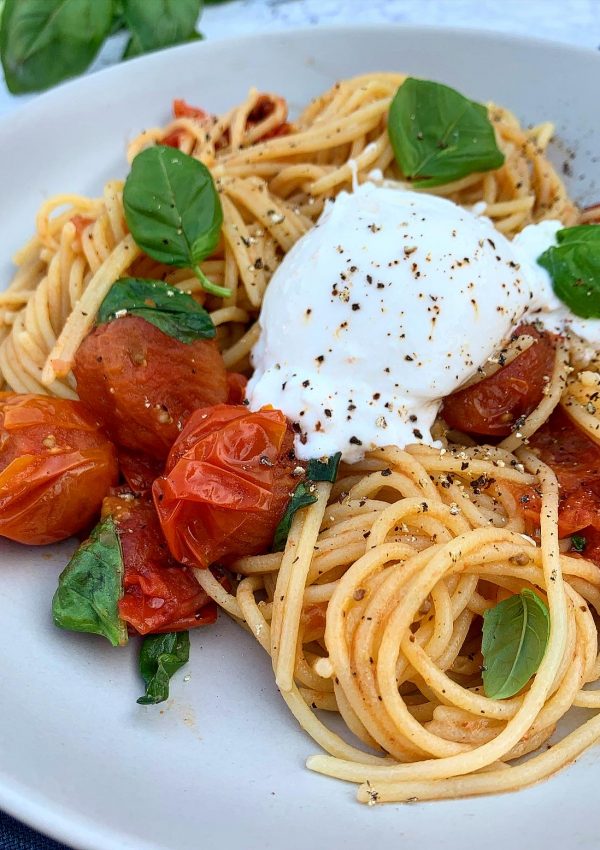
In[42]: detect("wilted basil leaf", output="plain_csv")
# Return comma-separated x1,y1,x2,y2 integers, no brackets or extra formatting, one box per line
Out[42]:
388,78,505,188
137,631,190,705
482,589,549,699
98,277,215,343
537,225,600,319
52,517,128,647
272,482,317,553
306,452,341,483
570,534,587,553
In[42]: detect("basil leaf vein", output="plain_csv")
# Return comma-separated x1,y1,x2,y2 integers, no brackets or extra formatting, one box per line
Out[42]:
388,78,505,188
97,277,216,343
137,631,190,705
123,145,228,298
0,0,113,94
482,589,549,699
537,224,600,319
52,516,128,647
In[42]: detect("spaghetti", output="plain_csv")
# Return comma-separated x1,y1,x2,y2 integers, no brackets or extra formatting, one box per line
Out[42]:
2,73,600,804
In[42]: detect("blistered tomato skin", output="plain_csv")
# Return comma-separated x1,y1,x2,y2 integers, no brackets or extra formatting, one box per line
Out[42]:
0,393,118,545
153,405,300,568
101,495,216,635
73,315,229,458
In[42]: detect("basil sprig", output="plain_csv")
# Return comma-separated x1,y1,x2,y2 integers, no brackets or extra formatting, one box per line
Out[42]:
0,0,204,95
123,146,229,299
388,78,505,188
537,225,600,319
482,589,549,699
52,517,128,647
98,277,216,343
137,631,190,705
273,452,341,552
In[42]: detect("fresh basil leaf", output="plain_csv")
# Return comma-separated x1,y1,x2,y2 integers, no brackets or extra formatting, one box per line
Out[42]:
571,533,587,553
137,631,190,705
124,27,202,59
97,277,216,343
122,0,201,59
272,482,317,553
123,145,229,298
388,78,505,189
0,0,113,94
482,589,549,699
537,225,600,319
306,452,341,483
52,517,128,647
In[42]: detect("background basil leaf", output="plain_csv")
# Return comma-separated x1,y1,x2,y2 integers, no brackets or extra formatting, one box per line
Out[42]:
482,588,549,699
388,77,505,188
0,0,113,94
123,145,229,298
306,453,341,483
98,277,216,342
122,0,202,59
52,517,128,647
272,482,317,553
137,631,190,705
537,224,600,318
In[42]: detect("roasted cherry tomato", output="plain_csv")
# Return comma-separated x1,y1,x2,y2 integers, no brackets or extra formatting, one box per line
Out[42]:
102,494,216,634
442,324,556,437
73,315,229,458
153,405,300,568
0,393,118,545
117,448,164,497
226,372,248,405
512,408,600,537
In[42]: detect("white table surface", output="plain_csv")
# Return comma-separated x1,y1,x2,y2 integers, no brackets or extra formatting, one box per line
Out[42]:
0,0,598,117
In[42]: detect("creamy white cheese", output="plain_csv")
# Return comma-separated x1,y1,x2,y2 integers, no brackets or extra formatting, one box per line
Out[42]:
247,183,600,461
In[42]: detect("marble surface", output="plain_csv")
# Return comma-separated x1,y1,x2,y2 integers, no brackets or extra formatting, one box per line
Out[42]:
0,0,598,117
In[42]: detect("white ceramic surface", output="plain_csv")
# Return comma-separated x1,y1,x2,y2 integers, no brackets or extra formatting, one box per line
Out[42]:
1,26,600,850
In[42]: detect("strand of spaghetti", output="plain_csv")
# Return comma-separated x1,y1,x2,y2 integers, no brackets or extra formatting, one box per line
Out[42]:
275,481,332,692
41,234,139,383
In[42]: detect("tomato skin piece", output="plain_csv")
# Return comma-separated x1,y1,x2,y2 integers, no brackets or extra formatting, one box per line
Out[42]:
153,405,300,568
172,99,209,121
73,315,229,459
442,325,556,437
102,495,216,635
0,393,118,545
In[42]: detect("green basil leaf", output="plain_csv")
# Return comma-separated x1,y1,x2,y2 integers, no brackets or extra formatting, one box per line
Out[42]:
272,482,317,553
0,0,113,94
537,225,600,319
122,0,200,59
123,145,228,298
571,534,587,553
388,78,505,189
97,277,216,343
306,452,342,483
52,517,128,647
482,589,549,699
137,631,190,705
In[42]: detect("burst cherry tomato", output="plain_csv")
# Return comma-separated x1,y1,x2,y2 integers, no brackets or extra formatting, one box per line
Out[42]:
0,393,118,545
153,405,300,568
442,324,556,436
73,316,229,458
102,494,216,634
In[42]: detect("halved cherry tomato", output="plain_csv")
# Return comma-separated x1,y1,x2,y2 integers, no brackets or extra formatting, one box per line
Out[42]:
153,405,300,568
73,316,229,458
0,393,118,545
511,408,600,537
442,324,556,436
102,494,216,634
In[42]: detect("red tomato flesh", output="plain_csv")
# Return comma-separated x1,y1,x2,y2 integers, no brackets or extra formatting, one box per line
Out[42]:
102,494,216,635
73,315,229,459
442,324,556,437
153,405,300,568
0,393,118,545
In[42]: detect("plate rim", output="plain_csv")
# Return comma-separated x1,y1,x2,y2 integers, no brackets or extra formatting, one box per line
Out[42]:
1,21,599,850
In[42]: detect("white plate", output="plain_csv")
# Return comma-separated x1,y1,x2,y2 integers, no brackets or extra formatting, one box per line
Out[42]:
1,25,599,850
